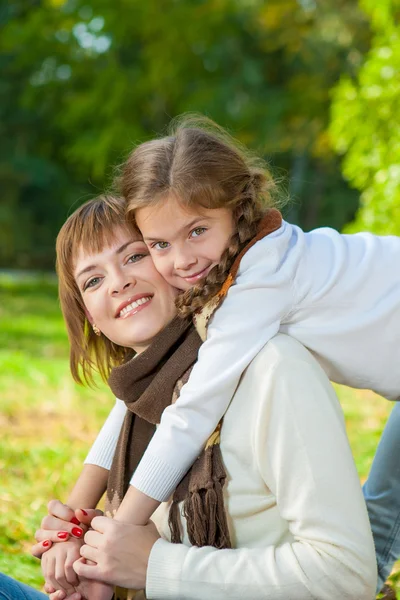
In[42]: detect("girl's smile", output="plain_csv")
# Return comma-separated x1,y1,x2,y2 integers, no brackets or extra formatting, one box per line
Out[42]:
135,196,235,291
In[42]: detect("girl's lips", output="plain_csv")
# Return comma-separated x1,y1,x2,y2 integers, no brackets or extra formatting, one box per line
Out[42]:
183,266,211,284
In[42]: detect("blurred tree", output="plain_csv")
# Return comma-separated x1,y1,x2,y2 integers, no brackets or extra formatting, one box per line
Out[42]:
330,0,400,234
0,0,371,268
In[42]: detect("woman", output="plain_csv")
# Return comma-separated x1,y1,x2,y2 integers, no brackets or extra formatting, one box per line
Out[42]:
0,195,376,599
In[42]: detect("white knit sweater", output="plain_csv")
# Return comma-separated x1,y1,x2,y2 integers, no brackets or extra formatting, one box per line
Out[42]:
86,222,400,504
145,335,377,599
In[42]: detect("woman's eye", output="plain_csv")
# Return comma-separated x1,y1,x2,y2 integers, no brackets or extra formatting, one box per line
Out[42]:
127,253,147,263
152,241,170,251
190,227,207,238
84,277,101,290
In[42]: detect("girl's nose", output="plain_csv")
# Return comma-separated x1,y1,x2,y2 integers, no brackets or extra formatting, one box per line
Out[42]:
174,247,197,271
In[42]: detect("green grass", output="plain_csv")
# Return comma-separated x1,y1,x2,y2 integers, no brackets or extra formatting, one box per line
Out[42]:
0,277,399,596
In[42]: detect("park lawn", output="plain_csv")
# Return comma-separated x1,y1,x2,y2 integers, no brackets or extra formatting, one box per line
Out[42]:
0,277,399,597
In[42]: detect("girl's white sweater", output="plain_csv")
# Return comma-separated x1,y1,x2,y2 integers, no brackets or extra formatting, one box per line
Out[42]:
86,221,400,502
144,335,377,599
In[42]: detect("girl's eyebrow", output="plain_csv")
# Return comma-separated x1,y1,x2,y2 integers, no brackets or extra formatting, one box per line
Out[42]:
76,240,140,279
143,217,206,242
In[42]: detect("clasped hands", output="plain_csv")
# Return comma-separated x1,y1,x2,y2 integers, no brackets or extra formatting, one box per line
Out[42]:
31,500,160,600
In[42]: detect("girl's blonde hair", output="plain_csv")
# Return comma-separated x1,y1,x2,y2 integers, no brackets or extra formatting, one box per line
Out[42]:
56,195,133,385
120,114,281,316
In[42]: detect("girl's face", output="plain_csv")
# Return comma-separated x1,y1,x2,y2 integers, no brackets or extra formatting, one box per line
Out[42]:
135,195,235,291
74,226,178,353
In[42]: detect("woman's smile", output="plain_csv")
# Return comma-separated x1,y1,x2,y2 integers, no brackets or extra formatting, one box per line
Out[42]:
116,294,153,319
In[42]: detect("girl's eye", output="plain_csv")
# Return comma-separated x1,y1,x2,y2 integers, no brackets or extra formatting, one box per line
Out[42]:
84,277,101,291
190,227,207,238
127,253,147,263
152,241,170,251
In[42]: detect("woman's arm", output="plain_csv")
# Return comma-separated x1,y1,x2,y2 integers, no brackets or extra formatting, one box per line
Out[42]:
145,339,377,599
84,397,127,471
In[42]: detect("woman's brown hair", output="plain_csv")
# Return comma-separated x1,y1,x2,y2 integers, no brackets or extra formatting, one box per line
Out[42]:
56,195,133,385
120,114,283,316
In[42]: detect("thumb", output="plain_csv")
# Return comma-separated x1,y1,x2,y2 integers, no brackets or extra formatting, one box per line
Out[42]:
74,508,103,526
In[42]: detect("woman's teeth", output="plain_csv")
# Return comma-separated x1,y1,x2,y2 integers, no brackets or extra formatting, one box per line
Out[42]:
119,296,151,318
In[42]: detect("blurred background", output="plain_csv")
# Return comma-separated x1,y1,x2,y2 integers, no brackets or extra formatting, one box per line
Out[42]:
1,0,399,596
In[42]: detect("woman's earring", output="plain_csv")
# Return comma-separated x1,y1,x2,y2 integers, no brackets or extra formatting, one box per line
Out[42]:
92,323,101,336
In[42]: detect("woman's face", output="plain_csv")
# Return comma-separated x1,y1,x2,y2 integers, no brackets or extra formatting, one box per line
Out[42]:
74,226,178,353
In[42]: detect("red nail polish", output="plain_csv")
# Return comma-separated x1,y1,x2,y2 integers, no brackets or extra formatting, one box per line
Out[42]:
72,527,83,537
70,516,80,525
80,509,88,516
57,531,68,539
43,540,50,547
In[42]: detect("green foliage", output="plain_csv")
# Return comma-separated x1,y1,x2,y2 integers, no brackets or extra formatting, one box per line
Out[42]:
330,0,400,234
1,0,372,269
0,276,112,587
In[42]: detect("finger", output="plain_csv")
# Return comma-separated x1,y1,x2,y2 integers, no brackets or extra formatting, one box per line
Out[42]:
54,558,72,593
44,582,56,593
65,549,80,586
40,515,85,538
49,590,66,600
79,544,99,563
35,529,70,543
74,508,103,527
31,539,52,558
90,516,111,534
43,553,64,595
48,500,75,522
83,529,103,548
73,557,103,581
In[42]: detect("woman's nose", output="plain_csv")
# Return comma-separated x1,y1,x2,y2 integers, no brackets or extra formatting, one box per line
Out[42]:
110,273,137,296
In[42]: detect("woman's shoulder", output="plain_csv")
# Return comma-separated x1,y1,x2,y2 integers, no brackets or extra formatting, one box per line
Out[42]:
243,333,342,419
252,333,322,372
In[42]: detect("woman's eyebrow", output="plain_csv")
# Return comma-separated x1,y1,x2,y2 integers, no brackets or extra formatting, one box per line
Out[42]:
76,240,140,279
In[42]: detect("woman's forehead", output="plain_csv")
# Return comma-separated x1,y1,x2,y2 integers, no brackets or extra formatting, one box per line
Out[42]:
74,225,143,266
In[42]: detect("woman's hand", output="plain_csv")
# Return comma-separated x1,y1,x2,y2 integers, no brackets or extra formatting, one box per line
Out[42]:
31,501,102,557
74,516,161,590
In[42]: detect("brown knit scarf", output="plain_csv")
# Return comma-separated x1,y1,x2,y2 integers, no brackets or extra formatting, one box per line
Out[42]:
105,207,282,598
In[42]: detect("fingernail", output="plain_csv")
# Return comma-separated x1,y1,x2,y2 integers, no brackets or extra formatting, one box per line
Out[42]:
80,509,88,516
57,531,68,539
72,527,83,538
43,540,50,547
70,516,80,525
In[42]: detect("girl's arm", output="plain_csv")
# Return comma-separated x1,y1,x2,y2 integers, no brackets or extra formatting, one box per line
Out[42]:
145,340,377,600
130,222,299,504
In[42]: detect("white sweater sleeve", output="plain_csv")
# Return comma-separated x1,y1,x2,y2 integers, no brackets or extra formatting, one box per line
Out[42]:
146,351,377,600
84,398,126,471
131,222,300,500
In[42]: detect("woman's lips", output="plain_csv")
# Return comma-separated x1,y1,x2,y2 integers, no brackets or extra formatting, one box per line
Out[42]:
118,296,152,319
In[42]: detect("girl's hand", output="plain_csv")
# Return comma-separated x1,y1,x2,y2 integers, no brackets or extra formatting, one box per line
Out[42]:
45,574,114,600
41,539,83,593
74,516,160,590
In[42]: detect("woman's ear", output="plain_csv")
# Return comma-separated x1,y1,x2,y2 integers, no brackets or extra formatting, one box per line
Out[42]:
84,307,94,325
